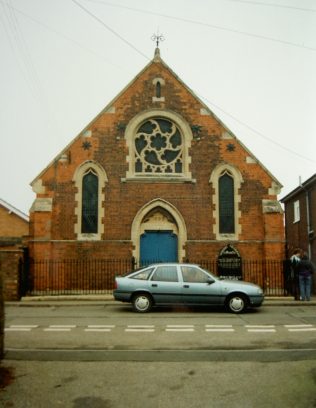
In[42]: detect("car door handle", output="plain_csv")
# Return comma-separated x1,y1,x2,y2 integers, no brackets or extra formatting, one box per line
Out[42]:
151,284,158,287
183,285,190,288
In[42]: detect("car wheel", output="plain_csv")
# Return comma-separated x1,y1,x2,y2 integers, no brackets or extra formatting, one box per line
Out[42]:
226,294,248,313
132,293,153,313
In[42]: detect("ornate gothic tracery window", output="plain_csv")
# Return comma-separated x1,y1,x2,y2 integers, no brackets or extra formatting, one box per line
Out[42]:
124,110,193,181
134,118,184,175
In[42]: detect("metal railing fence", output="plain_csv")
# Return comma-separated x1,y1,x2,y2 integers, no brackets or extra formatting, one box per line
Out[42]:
23,258,288,296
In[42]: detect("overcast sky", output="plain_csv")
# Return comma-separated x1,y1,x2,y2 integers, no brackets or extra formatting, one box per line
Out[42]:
1,0,315,214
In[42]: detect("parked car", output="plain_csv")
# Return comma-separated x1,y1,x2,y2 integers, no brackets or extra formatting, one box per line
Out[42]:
114,263,264,313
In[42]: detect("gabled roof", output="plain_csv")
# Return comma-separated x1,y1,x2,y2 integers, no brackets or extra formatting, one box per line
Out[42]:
0,198,29,222
31,47,282,189
281,173,316,203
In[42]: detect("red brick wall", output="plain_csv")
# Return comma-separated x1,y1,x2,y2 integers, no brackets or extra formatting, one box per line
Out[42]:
283,183,316,262
0,206,29,237
0,250,23,301
29,57,285,263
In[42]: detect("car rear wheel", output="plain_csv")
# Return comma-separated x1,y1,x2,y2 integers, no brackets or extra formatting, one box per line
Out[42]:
132,293,153,313
226,294,248,313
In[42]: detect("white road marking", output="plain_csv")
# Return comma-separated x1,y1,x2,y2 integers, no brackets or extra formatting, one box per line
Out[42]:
284,324,316,332
245,325,276,333
205,325,234,332
166,329,195,332
125,329,155,332
125,325,155,332
205,328,235,332
205,324,235,333
84,329,112,332
166,325,195,332
44,325,76,332
5,323,316,334
5,325,38,332
44,328,72,332
247,329,276,333
288,328,316,332
5,328,32,332
85,325,115,332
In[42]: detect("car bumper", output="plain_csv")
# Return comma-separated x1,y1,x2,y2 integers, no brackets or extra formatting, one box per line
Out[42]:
249,295,264,307
113,290,131,302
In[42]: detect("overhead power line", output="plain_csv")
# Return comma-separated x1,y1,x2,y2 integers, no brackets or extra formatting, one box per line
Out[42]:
82,0,316,52
226,0,316,13
1,0,46,107
2,0,314,165
71,0,150,60
199,94,316,164
0,0,126,71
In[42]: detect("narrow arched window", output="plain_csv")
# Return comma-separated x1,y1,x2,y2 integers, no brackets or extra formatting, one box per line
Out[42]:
219,173,235,233
156,81,161,98
82,170,98,233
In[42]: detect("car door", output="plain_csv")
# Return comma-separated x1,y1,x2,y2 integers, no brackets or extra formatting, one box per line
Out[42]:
148,265,182,305
180,265,223,305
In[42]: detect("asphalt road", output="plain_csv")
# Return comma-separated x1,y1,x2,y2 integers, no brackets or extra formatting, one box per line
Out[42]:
3,303,316,358
1,302,316,408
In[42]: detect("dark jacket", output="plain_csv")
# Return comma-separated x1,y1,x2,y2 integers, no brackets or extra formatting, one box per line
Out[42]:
295,257,315,277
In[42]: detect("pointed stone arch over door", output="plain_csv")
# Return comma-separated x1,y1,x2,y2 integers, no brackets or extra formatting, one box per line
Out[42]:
131,199,187,264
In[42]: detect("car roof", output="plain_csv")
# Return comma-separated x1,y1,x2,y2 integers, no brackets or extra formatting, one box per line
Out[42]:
142,263,199,267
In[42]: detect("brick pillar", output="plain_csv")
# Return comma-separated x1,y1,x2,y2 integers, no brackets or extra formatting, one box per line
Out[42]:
0,267,4,360
0,250,24,301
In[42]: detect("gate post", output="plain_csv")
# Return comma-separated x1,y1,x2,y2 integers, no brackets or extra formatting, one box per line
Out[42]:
19,247,30,297
0,265,4,360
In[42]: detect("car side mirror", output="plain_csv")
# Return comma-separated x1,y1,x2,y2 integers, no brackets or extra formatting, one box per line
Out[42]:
207,278,215,285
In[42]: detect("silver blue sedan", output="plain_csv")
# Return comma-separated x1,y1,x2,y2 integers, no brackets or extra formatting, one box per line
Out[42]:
113,263,264,313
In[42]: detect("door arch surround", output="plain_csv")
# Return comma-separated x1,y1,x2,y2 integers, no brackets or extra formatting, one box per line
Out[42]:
131,199,187,263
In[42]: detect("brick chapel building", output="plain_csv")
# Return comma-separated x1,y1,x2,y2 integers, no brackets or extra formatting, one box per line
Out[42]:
29,48,285,269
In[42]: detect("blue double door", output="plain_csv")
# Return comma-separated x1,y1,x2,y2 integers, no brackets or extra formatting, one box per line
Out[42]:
140,230,178,265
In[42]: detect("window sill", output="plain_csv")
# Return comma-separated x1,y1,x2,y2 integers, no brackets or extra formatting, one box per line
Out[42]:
217,233,238,241
77,233,101,241
121,176,196,184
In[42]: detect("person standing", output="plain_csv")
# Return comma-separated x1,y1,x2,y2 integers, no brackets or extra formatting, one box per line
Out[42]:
290,248,301,300
295,253,315,301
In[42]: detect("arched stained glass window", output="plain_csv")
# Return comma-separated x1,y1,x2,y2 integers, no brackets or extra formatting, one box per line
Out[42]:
134,118,183,174
219,173,235,233
82,170,98,233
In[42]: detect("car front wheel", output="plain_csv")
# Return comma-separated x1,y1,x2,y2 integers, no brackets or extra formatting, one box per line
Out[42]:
132,293,153,313
226,294,248,313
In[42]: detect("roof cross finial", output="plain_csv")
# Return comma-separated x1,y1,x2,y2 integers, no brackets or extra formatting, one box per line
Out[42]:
151,31,165,48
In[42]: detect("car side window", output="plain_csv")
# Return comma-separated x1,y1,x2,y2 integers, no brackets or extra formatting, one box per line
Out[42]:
151,266,178,282
181,266,209,283
131,268,154,280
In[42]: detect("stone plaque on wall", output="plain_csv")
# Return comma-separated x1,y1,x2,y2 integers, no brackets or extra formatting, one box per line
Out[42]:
262,199,283,214
30,198,53,212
